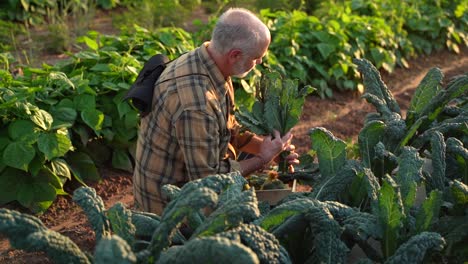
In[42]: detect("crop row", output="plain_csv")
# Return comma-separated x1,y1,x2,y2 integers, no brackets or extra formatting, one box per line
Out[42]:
0,1,466,212
0,59,466,262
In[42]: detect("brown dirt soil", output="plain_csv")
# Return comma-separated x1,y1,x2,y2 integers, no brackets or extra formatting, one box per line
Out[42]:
0,44,466,263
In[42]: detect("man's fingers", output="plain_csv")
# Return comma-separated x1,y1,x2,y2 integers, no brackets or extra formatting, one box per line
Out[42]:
273,130,281,140
281,131,293,143
285,144,296,151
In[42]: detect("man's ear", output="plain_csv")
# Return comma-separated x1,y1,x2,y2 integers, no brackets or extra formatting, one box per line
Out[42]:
227,49,242,61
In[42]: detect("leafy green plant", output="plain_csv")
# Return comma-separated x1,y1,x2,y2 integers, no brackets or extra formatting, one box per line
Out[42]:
235,71,315,173
298,58,467,262
0,25,197,213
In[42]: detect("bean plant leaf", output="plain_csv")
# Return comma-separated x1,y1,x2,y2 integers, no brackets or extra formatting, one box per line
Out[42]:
37,133,73,160
0,168,28,204
50,158,72,181
80,36,99,51
81,109,104,132
111,149,133,173
50,107,77,128
7,119,38,144
30,109,53,131
74,94,96,111
17,182,56,213
66,151,100,183
3,141,35,171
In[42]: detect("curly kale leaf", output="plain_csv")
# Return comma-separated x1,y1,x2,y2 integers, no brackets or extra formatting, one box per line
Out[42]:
106,202,136,248
219,223,290,264
255,198,315,232
0,208,47,240
131,211,160,241
425,131,447,191
449,179,468,207
419,74,467,125
414,113,468,147
353,58,401,115
0,208,90,264
383,113,407,153
73,187,111,242
359,120,386,168
347,168,381,209
235,71,314,137
384,232,445,264
94,235,137,264
235,107,270,135
190,188,260,238
149,186,218,260
161,184,181,201
310,160,361,202
408,67,444,121
160,172,243,232
394,146,424,210
302,201,349,264
217,172,248,207
309,127,347,179
158,236,260,264
446,137,468,183
432,215,468,258
414,190,443,234
375,179,405,259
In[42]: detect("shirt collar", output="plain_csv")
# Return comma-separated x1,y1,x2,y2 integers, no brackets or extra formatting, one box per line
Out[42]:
198,42,231,96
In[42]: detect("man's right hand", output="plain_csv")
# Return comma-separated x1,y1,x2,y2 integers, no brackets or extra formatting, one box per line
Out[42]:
257,130,293,164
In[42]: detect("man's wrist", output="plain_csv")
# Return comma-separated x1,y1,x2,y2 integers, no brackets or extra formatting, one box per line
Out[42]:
255,155,268,171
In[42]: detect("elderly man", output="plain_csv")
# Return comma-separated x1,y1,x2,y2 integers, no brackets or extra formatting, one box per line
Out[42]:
133,8,299,214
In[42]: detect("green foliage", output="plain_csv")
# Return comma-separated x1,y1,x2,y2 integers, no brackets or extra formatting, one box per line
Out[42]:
72,187,111,243
113,0,202,32
385,232,446,264
235,71,315,137
159,236,260,264
0,208,91,263
94,235,137,264
0,25,196,212
235,71,314,173
218,223,288,264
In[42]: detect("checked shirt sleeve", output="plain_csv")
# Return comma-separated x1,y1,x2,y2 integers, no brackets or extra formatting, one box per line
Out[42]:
174,109,231,181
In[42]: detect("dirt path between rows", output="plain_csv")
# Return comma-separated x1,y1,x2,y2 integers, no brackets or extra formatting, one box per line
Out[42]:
0,46,467,263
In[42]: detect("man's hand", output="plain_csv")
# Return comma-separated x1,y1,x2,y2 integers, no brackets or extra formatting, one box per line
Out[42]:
281,143,300,173
258,130,299,171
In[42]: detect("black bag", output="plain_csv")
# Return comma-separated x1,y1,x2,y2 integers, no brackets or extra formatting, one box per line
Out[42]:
124,54,169,116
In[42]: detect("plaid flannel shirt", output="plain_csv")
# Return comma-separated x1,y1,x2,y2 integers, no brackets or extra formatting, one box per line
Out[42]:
133,42,251,214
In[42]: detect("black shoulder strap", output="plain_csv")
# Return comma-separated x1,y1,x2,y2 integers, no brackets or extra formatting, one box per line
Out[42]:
124,54,169,115
124,54,213,117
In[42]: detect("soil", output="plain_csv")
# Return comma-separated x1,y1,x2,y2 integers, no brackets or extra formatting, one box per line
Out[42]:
0,14,467,264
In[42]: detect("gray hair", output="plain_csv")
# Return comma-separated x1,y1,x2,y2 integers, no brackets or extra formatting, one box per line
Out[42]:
211,8,269,56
